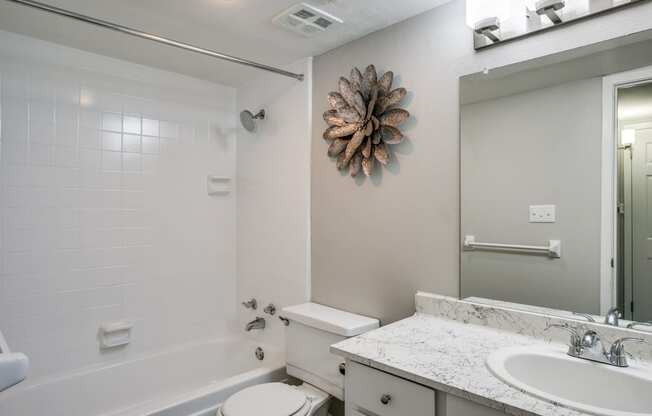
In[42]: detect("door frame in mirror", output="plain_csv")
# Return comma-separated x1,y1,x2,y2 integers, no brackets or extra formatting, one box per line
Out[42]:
601,65,652,316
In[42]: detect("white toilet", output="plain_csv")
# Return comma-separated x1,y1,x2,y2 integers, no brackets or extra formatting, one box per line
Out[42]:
219,302,379,416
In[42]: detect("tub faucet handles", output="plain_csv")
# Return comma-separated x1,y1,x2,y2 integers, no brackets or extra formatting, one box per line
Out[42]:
242,298,257,310
245,317,266,332
263,303,276,315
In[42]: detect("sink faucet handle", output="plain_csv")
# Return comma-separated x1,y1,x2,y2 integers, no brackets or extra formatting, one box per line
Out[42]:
545,323,582,353
612,337,645,349
609,337,646,367
545,323,580,337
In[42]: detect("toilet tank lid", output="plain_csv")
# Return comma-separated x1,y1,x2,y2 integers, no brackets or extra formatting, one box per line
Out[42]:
282,303,379,337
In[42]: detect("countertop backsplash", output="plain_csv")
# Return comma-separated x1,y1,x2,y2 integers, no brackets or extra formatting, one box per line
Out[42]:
415,292,652,362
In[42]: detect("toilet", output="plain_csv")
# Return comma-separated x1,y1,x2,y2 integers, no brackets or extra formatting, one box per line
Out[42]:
219,302,379,416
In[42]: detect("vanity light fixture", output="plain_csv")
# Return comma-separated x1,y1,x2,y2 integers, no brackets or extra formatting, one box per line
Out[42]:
469,0,647,50
531,0,566,24
473,17,502,43
466,0,512,44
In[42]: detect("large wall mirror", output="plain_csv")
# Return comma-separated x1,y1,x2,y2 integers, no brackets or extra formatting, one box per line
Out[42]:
460,30,652,328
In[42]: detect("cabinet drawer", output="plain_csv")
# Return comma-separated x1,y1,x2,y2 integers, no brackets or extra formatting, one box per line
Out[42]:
346,361,436,416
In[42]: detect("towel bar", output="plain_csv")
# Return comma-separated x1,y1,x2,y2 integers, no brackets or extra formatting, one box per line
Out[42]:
464,235,561,258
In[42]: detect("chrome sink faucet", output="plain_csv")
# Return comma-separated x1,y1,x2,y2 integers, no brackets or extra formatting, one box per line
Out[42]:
604,307,621,327
572,307,621,326
546,323,645,367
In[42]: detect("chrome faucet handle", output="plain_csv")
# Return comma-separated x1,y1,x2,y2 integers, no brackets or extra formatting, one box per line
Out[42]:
545,323,582,354
627,322,652,330
263,303,276,315
545,323,580,337
609,337,646,367
572,312,596,323
242,298,258,310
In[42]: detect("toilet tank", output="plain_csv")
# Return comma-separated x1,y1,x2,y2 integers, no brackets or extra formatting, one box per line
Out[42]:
282,303,379,401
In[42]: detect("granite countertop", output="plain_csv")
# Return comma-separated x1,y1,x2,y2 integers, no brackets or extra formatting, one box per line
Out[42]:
331,313,590,416
462,297,652,334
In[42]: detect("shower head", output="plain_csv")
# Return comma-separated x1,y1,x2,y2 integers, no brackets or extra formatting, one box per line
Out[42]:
240,109,265,132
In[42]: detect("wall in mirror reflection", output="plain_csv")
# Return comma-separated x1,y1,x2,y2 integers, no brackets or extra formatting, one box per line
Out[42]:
460,32,652,321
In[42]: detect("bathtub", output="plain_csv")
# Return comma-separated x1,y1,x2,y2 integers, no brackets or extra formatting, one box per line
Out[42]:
0,337,285,416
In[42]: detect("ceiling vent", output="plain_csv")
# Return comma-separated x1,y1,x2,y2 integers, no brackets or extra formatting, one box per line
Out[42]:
272,3,343,37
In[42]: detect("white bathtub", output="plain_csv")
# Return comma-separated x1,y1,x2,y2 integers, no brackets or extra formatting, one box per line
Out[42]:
0,337,285,416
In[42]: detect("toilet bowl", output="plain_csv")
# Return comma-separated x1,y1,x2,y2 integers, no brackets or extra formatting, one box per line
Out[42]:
218,303,379,416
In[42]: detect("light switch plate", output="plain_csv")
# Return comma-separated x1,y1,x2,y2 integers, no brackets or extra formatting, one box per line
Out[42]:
529,205,556,223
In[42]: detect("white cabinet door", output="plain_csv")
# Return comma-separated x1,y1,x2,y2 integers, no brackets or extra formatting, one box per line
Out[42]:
443,393,504,416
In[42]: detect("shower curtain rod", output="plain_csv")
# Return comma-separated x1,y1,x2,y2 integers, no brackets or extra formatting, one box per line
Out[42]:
5,0,305,81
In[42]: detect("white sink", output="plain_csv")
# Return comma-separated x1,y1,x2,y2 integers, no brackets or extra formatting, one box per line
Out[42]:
487,346,652,416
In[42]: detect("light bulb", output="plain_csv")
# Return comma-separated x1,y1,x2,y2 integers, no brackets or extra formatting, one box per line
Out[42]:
622,129,636,146
465,0,513,29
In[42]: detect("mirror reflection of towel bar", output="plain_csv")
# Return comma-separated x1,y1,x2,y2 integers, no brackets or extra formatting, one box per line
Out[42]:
464,235,561,258
0,329,29,392
0,329,9,354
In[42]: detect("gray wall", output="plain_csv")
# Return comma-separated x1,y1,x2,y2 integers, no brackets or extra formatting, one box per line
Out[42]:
460,78,603,314
311,0,652,324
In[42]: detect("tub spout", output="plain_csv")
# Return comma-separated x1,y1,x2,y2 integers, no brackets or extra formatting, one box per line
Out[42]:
245,317,266,332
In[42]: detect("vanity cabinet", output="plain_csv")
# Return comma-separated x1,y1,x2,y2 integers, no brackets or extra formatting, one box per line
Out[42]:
345,360,504,416
345,361,436,416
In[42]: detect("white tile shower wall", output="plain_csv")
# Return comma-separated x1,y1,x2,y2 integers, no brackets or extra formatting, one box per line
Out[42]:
0,31,237,379
236,58,312,348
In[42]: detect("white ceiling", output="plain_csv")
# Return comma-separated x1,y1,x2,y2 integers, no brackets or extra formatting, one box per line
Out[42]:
0,0,451,87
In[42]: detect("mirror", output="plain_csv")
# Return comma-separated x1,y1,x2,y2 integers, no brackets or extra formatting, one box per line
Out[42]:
460,30,652,328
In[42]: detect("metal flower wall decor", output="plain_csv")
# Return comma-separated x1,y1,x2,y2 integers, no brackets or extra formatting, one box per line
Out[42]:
322,65,410,177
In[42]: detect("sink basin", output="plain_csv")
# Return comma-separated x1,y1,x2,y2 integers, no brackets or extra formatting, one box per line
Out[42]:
487,346,652,416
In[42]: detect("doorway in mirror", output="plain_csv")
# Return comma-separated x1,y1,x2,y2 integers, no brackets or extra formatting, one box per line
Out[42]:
617,82,652,322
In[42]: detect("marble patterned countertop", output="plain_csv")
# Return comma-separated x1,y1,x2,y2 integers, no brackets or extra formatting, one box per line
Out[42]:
331,293,652,416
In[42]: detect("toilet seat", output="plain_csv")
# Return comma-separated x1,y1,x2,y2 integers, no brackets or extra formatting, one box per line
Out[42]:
220,383,311,416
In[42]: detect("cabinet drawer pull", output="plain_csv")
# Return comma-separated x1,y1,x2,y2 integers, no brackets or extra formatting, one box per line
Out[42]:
380,394,392,405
